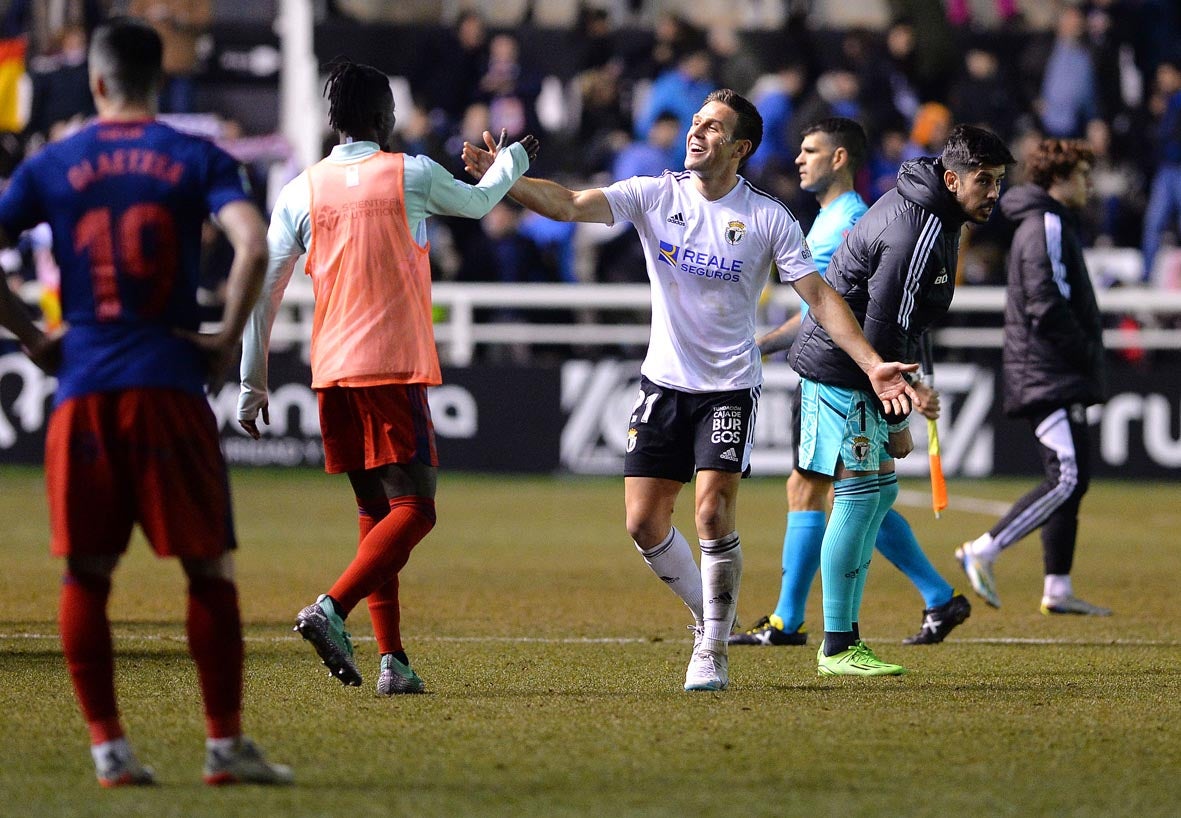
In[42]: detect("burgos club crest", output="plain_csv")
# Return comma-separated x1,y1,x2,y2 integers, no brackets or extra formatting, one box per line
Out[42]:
724,220,746,245
851,435,871,463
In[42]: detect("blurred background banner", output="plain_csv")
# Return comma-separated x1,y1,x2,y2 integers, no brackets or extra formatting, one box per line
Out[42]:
2,351,1179,478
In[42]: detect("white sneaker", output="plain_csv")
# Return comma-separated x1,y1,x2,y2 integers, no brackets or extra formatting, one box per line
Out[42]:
684,647,729,691
203,737,294,786
956,543,1001,608
1040,595,1112,616
94,741,156,788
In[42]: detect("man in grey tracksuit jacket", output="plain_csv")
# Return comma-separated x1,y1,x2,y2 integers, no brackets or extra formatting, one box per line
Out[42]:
957,138,1111,617
787,125,1015,674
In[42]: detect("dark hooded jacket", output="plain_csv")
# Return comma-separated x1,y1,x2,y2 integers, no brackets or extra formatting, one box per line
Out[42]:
998,183,1106,417
789,157,966,416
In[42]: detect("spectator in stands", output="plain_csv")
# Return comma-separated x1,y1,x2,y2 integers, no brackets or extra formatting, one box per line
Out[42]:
945,0,1020,28
24,25,94,148
0,0,107,58
1141,58,1181,282
791,68,862,149
575,61,631,175
476,32,542,141
868,120,909,202
634,48,714,169
1084,118,1144,248
745,60,806,181
708,25,761,96
424,10,488,127
949,47,1019,141
903,102,952,161
129,0,211,114
1038,4,1099,138
859,20,922,134
612,111,679,181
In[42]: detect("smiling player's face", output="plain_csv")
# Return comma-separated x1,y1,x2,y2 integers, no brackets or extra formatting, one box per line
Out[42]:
684,101,743,177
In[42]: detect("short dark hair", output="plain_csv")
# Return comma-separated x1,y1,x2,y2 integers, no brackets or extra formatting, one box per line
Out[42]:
1026,138,1094,189
940,124,1015,173
323,57,393,136
802,117,868,173
703,88,763,166
89,17,163,103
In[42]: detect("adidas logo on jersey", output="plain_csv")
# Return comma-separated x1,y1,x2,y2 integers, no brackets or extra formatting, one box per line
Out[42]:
667,212,686,226
719,447,739,462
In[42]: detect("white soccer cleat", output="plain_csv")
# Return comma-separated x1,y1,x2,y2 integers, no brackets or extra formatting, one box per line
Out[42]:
1040,595,1112,616
203,737,294,786
683,647,729,691
956,543,1001,609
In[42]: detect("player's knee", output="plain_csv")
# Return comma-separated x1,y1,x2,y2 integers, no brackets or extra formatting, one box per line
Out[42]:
787,470,827,511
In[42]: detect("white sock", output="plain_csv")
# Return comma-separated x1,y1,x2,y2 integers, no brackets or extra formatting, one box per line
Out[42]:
700,532,742,654
636,527,703,624
91,736,131,767
206,736,238,753
1044,574,1072,599
969,532,1000,562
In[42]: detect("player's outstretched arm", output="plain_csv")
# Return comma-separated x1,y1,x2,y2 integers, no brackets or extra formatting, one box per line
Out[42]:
462,130,613,224
793,271,918,415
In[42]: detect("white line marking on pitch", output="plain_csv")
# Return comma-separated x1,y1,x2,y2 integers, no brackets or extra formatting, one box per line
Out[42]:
895,489,1012,517
3,633,1178,647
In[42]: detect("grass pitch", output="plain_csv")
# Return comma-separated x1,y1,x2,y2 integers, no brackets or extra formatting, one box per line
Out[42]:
1,466,1178,817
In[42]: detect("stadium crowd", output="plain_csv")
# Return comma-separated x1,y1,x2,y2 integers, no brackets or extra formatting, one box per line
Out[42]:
1,1,1180,315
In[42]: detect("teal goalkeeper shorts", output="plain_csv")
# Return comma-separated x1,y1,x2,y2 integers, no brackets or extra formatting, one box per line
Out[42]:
795,378,887,476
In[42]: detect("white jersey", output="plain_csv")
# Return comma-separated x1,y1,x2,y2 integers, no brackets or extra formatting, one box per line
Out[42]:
603,170,816,392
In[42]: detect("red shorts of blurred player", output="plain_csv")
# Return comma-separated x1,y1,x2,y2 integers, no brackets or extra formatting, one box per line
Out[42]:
316,383,438,474
45,387,236,559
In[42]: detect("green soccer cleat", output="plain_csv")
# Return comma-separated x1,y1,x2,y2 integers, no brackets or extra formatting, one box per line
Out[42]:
1040,595,1112,616
203,737,293,786
956,544,1001,609
817,642,906,677
727,614,808,646
294,594,362,686
376,653,425,695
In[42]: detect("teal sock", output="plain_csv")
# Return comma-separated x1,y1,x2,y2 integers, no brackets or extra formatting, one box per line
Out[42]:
875,508,954,608
850,473,897,622
821,475,880,634
772,510,825,631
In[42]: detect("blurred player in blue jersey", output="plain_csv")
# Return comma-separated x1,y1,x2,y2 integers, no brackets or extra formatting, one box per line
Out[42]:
731,118,971,649
0,18,291,788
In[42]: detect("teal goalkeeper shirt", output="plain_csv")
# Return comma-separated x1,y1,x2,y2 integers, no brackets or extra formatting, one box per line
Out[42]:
800,189,868,319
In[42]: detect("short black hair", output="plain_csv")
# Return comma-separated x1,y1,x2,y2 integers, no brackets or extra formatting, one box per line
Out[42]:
941,124,1015,173
89,17,163,103
802,117,868,173
323,57,393,136
703,88,763,166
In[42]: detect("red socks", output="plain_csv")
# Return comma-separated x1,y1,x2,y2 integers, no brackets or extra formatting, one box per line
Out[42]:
59,573,121,745
329,497,435,618
186,577,243,739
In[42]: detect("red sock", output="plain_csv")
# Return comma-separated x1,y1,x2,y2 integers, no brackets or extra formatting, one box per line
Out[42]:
59,573,122,745
186,577,243,739
367,575,402,655
329,497,435,615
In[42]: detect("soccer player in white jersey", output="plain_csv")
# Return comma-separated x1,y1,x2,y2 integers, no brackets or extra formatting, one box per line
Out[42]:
463,89,917,691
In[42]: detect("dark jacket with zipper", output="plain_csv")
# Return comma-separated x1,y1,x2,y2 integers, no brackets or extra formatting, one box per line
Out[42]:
789,157,965,418
998,183,1106,417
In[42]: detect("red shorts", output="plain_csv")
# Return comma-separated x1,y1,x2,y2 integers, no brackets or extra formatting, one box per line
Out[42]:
317,383,438,474
45,388,236,559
